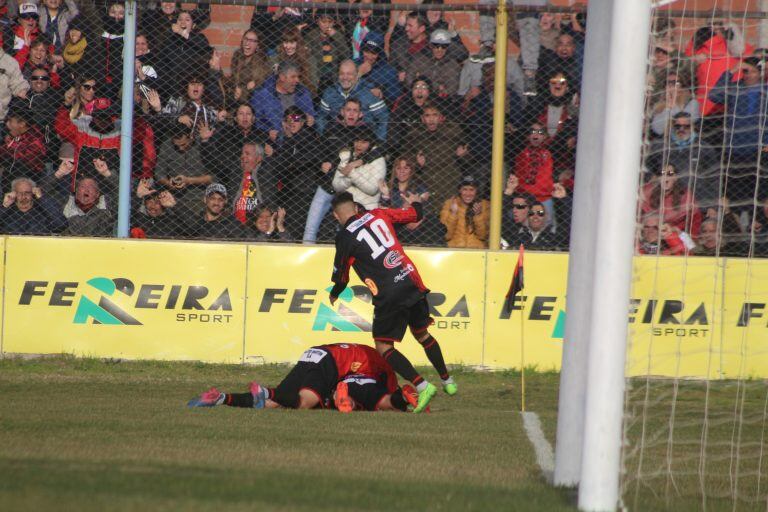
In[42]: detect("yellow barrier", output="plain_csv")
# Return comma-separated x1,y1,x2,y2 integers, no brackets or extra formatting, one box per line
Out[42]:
1,236,767,378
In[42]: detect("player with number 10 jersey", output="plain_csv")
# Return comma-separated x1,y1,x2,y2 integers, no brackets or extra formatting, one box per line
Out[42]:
328,192,457,413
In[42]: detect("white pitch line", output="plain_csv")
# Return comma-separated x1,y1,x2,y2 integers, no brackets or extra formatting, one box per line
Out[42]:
522,411,555,483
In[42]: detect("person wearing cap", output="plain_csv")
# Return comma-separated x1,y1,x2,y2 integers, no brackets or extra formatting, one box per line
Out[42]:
13,2,43,59
249,60,316,141
0,108,46,191
345,0,388,60
331,125,386,211
39,0,79,53
186,183,246,239
439,175,490,249
403,29,462,104
317,59,389,141
355,32,401,103
155,122,211,215
304,9,349,94
0,176,67,235
269,106,319,236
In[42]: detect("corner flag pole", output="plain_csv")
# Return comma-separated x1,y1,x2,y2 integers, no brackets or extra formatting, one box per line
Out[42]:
504,244,525,411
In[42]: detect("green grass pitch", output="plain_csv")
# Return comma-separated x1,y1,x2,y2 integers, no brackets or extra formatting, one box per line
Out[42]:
0,357,575,512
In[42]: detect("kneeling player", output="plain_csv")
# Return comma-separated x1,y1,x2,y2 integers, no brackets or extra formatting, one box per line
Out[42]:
188,343,415,412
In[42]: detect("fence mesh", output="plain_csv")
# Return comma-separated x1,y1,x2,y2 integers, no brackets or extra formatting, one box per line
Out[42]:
0,0,584,250
3,0,766,259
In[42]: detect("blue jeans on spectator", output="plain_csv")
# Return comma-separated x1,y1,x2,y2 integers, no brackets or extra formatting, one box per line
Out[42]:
303,186,334,243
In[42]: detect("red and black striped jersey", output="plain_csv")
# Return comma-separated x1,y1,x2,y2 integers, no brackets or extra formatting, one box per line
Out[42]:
321,343,398,392
330,205,428,304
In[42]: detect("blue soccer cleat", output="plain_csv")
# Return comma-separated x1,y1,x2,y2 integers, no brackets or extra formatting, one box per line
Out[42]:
187,387,225,407
249,381,268,409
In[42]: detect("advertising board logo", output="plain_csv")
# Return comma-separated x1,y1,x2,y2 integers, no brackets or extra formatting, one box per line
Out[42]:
258,287,471,332
19,277,234,325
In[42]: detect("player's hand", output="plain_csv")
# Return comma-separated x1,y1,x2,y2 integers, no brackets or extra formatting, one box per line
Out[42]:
329,294,337,306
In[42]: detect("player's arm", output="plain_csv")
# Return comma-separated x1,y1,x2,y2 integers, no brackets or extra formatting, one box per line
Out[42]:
329,235,353,305
381,192,424,225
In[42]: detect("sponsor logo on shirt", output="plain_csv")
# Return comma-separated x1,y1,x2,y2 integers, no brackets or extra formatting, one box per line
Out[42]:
393,264,415,283
382,250,405,269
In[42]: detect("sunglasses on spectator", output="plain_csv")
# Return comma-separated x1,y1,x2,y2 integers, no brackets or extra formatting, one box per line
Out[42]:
512,204,528,209
529,210,546,217
549,78,567,85
530,128,546,135
30,75,50,81
81,84,97,90
413,84,429,90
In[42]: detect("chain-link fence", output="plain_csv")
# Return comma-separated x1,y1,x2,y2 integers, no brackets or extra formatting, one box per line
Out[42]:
2,0,766,257
0,0,583,251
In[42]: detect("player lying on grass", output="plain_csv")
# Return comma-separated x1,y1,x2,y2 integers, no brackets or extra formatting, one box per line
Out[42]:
188,343,420,412
329,191,457,414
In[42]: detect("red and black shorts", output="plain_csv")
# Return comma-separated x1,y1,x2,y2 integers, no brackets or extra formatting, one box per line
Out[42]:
372,296,434,343
340,374,391,411
273,347,339,409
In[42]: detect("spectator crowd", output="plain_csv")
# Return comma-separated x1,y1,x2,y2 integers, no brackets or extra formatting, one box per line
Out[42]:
0,0,765,257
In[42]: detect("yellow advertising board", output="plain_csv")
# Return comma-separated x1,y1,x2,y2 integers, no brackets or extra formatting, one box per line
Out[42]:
1,235,767,379
244,246,486,366
625,256,726,379
483,251,567,370
2,237,247,362
721,258,768,378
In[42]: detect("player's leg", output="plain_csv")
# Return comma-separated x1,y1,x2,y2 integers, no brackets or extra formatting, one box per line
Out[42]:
187,382,272,409
410,298,457,396
343,376,409,412
372,306,428,387
297,388,322,409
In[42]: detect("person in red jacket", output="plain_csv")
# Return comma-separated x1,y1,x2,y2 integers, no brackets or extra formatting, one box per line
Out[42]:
514,122,554,221
0,108,45,192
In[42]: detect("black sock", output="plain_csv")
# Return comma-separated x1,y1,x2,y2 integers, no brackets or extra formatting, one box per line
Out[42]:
382,347,422,384
391,390,408,411
224,392,254,408
419,334,449,380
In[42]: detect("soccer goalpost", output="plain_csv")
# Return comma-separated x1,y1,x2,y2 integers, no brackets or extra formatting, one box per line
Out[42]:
555,1,768,511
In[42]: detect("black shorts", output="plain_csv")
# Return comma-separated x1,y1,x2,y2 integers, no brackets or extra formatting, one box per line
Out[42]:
273,347,338,409
341,375,390,411
372,296,434,343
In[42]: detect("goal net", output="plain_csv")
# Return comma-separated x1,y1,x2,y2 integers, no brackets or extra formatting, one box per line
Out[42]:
622,5,768,510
